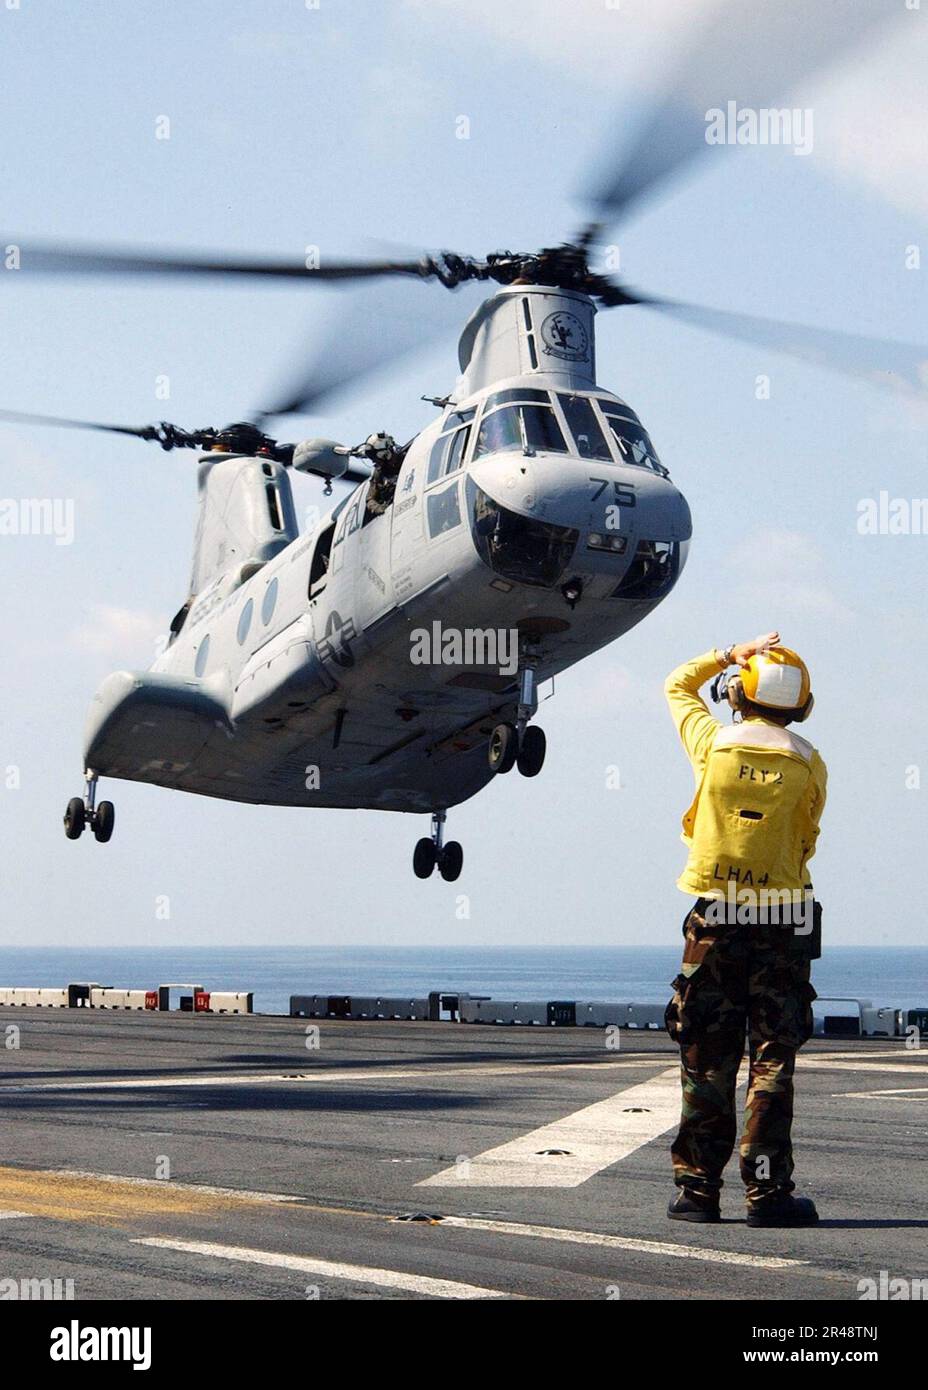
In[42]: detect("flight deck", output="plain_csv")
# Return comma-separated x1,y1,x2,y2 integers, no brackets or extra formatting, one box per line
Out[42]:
0,1009,925,1301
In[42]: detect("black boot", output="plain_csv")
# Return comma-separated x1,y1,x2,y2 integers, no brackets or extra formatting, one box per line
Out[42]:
668,1188,721,1223
746,1192,819,1227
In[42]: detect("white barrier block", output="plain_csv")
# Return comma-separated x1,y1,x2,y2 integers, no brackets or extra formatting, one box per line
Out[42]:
0,987,69,1008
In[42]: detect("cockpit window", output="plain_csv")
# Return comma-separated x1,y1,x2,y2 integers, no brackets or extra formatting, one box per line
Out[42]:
611,540,680,601
468,479,578,588
557,394,613,461
442,406,476,431
474,404,568,459
482,387,550,410
602,410,667,475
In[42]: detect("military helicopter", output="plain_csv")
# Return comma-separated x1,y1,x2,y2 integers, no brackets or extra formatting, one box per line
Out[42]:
1,0,921,880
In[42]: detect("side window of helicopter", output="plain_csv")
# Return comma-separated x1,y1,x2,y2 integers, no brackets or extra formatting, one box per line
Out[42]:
346,493,364,535
194,634,210,678
237,598,254,646
308,521,336,598
602,410,667,475
557,394,612,461
426,425,470,486
473,403,568,459
261,577,278,626
427,480,462,538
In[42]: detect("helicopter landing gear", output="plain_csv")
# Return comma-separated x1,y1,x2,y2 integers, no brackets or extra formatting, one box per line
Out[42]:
488,654,547,778
63,771,115,843
413,811,463,882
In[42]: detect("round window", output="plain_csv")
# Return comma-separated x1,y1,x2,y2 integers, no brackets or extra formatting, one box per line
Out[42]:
261,578,278,626
194,634,210,677
237,598,254,645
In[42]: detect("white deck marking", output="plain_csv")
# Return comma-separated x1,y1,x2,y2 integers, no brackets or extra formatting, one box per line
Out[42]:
0,1059,659,1093
800,1060,928,1075
439,1216,807,1269
830,1086,928,1100
52,1169,306,1204
133,1237,508,1299
0,1211,29,1220
419,1066,692,1188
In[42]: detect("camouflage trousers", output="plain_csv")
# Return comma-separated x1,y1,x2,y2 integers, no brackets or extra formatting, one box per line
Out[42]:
664,900,818,1201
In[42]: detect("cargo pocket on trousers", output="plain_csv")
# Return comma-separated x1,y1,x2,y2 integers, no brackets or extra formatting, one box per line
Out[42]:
780,979,817,1048
665,973,695,1045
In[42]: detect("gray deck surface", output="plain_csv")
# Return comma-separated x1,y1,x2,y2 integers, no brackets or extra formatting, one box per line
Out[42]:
0,1011,924,1300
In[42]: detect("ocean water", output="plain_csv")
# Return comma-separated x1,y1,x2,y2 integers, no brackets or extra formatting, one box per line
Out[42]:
0,946,925,1017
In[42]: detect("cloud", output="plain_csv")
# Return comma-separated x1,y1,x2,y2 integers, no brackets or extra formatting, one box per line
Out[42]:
724,528,853,623
399,0,928,224
68,605,165,664
802,22,928,223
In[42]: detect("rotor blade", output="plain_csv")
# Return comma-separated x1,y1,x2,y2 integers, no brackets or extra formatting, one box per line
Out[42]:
0,407,158,440
4,240,430,283
638,297,928,395
253,277,486,422
583,0,899,232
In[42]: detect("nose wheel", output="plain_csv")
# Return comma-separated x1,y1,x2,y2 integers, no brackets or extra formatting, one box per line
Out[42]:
488,656,547,778
63,771,115,843
413,811,463,881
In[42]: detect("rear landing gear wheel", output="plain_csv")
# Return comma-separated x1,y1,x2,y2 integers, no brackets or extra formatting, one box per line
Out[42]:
438,841,463,882
413,838,437,879
64,797,85,840
488,722,518,774
517,725,546,777
93,800,115,843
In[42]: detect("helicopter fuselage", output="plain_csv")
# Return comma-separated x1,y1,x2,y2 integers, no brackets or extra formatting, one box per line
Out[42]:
83,286,692,818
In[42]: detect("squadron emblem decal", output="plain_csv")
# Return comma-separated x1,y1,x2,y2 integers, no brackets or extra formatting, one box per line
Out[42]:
540,310,589,362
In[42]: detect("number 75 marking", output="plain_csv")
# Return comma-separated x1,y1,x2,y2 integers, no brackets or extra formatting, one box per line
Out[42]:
589,478,636,506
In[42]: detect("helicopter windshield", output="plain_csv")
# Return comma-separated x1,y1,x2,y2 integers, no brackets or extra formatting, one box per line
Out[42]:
557,394,612,461
602,409,667,475
474,403,568,459
468,479,578,587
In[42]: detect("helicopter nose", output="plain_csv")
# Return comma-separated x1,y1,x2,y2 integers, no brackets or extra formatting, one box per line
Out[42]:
469,451,692,564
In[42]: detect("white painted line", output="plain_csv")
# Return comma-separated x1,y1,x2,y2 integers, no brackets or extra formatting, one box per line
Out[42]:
0,1210,29,1220
50,1169,306,1205
133,1236,509,1299
0,1059,658,1093
439,1215,807,1269
419,1066,690,1188
830,1087,928,1100
800,1060,928,1075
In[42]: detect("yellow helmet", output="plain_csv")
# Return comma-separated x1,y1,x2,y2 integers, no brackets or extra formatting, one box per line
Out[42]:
739,646,813,720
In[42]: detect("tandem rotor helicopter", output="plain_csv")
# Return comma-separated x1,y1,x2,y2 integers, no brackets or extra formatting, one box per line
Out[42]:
2,0,922,880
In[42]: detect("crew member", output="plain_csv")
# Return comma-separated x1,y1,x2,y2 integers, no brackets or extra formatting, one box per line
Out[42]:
663,632,826,1227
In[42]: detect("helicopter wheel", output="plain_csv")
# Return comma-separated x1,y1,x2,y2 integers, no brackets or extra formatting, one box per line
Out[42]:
63,797,85,840
93,800,115,843
488,722,518,774
438,841,463,882
413,837,437,879
517,725,546,777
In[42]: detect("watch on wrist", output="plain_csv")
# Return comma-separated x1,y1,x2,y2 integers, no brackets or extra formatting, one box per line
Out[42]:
718,644,735,667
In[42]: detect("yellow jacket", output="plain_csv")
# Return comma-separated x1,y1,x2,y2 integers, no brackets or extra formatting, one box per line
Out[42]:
665,650,827,899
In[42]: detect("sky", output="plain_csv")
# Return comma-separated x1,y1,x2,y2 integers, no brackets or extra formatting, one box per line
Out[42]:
0,0,926,950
